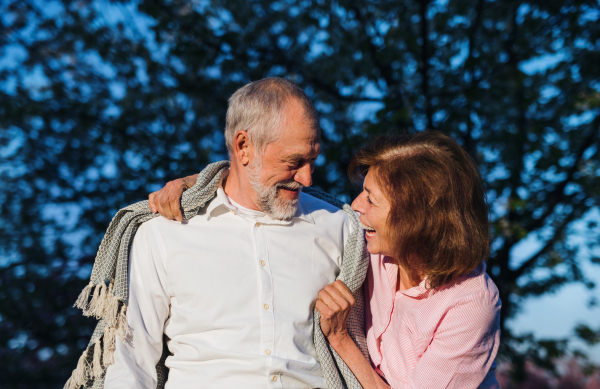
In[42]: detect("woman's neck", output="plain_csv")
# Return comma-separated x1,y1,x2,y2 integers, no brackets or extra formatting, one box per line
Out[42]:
397,265,421,292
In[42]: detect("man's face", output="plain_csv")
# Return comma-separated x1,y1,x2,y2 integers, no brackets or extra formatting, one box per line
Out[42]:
247,100,321,219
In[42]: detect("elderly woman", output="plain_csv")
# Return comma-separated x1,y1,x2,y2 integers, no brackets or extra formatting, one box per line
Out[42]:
316,131,500,388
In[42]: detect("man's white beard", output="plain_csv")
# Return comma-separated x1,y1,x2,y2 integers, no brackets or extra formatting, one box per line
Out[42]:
247,158,302,220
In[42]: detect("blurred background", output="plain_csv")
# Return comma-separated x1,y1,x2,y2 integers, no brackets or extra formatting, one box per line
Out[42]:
1,0,600,387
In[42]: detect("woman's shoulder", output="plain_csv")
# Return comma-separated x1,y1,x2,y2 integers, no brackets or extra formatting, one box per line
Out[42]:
461,263,498,295
434,263,500,308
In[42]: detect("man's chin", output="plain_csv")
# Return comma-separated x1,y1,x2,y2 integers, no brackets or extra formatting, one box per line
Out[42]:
267,199,299,220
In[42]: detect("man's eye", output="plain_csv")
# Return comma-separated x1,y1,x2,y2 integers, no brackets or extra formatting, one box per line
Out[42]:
288,161,304,169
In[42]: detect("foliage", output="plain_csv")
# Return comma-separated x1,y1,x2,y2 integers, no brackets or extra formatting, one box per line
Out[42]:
1,0,599,387
497,359,600,389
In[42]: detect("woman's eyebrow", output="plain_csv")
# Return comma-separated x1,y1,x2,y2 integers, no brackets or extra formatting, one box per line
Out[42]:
363,185,382,204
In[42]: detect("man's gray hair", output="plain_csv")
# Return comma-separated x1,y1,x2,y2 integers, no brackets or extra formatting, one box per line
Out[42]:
224,77,319,155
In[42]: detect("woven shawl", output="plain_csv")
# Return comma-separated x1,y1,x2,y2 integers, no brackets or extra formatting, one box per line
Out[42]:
64,161,369,389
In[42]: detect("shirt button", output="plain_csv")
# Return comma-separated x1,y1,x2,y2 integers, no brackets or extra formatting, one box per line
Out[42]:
260,260,266,266
271,376,278,382
263,303,269,310
255,222,260,227
230,209,235,214
265,349,271,355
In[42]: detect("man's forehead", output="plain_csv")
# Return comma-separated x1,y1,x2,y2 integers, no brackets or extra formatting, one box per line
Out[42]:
278,137,321,155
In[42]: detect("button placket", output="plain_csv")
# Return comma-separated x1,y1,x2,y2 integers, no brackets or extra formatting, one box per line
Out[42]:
268,361,285,388
253,222,275,375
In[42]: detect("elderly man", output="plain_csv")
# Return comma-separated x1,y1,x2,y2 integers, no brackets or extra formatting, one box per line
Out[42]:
101,78,359,388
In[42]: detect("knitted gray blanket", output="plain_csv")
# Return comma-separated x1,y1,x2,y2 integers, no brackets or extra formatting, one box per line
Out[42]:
64,161,369,389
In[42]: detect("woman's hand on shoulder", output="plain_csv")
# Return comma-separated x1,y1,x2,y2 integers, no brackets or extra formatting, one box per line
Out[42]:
148,173,199,221
316,280,355,344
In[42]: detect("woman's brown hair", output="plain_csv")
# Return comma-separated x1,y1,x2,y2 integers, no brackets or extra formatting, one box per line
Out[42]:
349,131,490,289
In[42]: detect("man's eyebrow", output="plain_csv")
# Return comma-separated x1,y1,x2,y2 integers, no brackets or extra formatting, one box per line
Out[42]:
282,153,318,162
282,154,304,162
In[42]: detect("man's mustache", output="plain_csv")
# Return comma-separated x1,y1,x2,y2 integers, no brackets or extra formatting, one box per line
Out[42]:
276,181,303,191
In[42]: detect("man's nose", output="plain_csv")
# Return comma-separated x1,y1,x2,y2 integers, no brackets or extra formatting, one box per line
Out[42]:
294,163,313,187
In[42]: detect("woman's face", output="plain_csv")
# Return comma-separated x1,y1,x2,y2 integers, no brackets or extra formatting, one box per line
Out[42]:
351,170,393,257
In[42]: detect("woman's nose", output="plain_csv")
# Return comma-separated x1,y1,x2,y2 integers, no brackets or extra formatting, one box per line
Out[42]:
351,192,365,214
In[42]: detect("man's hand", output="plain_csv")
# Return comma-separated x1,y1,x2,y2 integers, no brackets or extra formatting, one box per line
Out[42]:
148,173,199,221
316,280,355,343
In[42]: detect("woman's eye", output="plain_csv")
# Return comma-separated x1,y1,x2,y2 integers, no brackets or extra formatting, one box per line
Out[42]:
367,196,373,205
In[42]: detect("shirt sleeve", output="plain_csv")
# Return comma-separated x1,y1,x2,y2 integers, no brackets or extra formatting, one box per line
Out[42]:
404,290,501,389
104,222,170,389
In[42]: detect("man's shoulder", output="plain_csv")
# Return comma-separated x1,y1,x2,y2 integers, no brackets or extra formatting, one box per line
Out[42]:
300,191,348,220
136,213,190,240
300,192,350,230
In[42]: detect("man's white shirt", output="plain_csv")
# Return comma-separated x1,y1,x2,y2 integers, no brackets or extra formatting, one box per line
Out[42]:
104,187,350,388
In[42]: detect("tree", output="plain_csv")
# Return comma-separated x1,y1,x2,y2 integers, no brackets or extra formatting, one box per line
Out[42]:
1,0,599,387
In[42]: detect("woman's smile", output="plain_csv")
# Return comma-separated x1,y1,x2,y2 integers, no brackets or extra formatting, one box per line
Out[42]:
361,222,377,239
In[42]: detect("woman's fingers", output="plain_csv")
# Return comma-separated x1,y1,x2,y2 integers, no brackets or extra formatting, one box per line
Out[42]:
316,299,334,337
323,283,352,312
317,282,354,341
148,179,186,221
148,191,158,214
318,288,343,313
331,280,356,307
315,299,332,317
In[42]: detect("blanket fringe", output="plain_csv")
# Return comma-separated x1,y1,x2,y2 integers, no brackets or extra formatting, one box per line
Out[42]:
92,338,103,377
96,283,108,319
116,304,129,341
63,347,89,389
73,282,93,311
74,347,89,384
63,376,76,389
89,283,107,319
76,281,122,323
66,280,128,388
85,283,101,317
103,326,116,367
104,284,120,327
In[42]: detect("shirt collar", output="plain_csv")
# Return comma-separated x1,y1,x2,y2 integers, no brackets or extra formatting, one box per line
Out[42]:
205,171,314,225
398,262,487,298
399,280,431,298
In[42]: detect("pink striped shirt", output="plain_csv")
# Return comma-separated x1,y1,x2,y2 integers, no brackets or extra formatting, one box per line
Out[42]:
365,255,501,389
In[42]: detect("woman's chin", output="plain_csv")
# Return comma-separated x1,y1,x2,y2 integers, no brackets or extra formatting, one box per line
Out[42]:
366,241,383,256
365,240,393,258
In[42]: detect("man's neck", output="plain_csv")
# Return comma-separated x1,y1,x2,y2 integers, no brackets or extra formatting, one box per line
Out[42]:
222,160,262,211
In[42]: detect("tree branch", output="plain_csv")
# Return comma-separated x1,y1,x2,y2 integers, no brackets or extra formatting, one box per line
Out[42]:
349,5,396,90
419,0,433,129
523,127,598,233
348,5,414,129
251,45,384,103
511,207,579,280
461,0,485,154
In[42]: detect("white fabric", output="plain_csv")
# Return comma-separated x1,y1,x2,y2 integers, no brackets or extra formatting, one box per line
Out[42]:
104,187,351,389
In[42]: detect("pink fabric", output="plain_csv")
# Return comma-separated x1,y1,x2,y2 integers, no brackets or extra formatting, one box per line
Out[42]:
365,255,501,389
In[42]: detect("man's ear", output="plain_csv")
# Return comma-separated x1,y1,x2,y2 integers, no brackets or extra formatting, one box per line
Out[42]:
233,130,254,166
